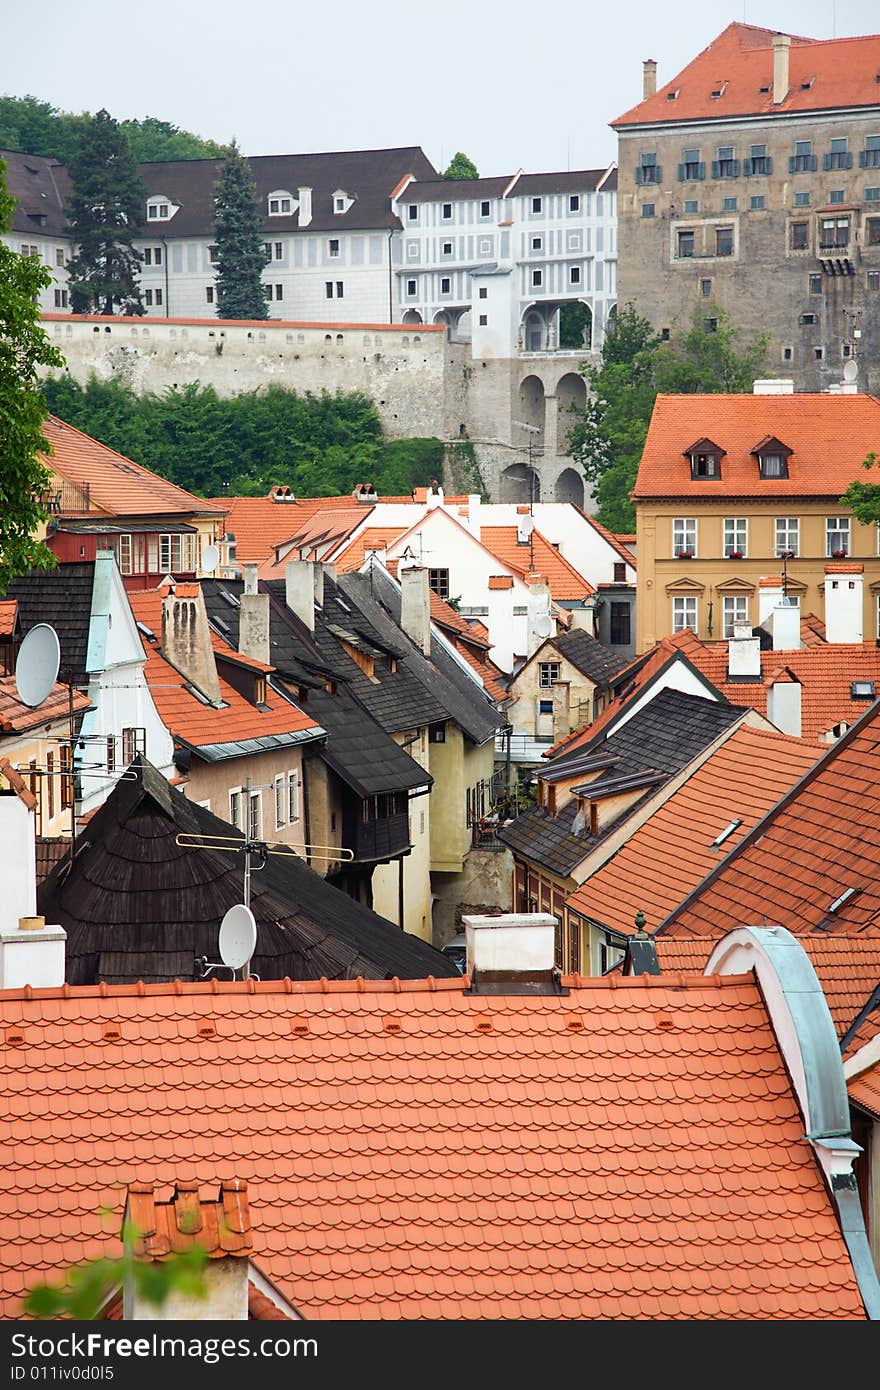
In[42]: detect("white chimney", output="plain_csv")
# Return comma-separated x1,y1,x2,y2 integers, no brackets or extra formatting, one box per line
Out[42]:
772,33,791,105
239,563,270,666
824,568,864,644
767,671,802,738
466,494,481,539
643,58,658,99
297,187,312,228
0,791,65,989
285,560,316,631
463,912,557,989
400,565,432,657
426,481,444,510
487,577,515,673
758,580,784,625
753,378,794,395
527,574,552,657
727,625,762,679
768,600,801,651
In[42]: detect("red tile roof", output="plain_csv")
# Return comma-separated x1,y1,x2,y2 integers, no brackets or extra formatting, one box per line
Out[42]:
452,639,508,704
126,1180,253,1261
0,601,18,640
579,514,637,569
488,575,514,590
614,23,880,128
657,698,880,944
0,758,37,812
42,417,225,519
331,526,406,573
479,527,595,601
0,677,91,735
0,974,865,1320
428,591,490,648
849,1059,880,1120
567,725,818,937
632,393,880,499
129,590,318,751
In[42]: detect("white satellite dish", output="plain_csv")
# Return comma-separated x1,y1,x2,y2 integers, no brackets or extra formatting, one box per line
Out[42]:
843,360,858,383
201,544,220,573
218,903,257,971
534,613,553,638
14,623,61,708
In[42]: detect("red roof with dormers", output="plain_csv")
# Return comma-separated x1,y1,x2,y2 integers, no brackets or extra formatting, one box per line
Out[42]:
632,393,880,499
613,22,880,128
0,972,866,1319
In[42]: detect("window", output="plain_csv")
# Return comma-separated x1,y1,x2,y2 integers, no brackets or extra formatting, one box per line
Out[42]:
809,272,822,294
142,247,153,265
53,288,68,308
820,216,849,249
275,284,283,300
869,271,880,291
107,737,116,774
20,244,38,258
724,517,748,557
790,221,809,250
704,317,718,332
268,195,291,215
480,200,491,217
144,289,153,306
793,190,811,207
723,595,749,638
800,312,817,325
288,772,299,822
790,140,816,173
782,346,793,361
263,285,273,301
610,602,631,646
828,189,845,205
636,153,660,184
680,148,703,181
55,247,65,266
531,268,543,287
442,240,453,256
154,289,162,305
677,229,695,258
206,286,214,303
673,517,697,556
683,199,699,215
478,286,487,298
442,203,452,220
814,346,824,361
700,278,712,297
122,728,146,765
612,561,627,583
641,203,655,218
116,533,145,575
689,447,721,479
440,276,451,294
208,244,219,263
248,791,261,840
672,596,697,633
538,661,561,688
758,452,787,479
229,790,242,830
406,278,417,295
750,195,765,211
826,516,851,556
60,742,73,810
538,699,553,716
407,204,418,221
531,197,542,213
325,282,333,298
275,775,287,830
569,266,581,284
530,236,542,253
748,144,771,175
867,218,880,245
715,226,734,256
158,533,197,573
428,567,449,598
714,146,738,178
826,137,851,171
479,314,487,326
334,196,346,214
862,135,880,169
722,196,738,212
569,194,580,212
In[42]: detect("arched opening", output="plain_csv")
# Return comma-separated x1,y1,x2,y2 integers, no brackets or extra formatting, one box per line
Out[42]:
558,301,593,350
554,467,584,507
499,463,542,504
556,372,587,455
517,374,546,449
522,310,547,353
455,308,472,342
402,309,423,325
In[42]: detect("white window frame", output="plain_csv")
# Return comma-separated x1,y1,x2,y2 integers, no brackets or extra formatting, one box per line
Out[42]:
248,791,261,840
775,517,799,556
723,517,748,557
531,268,543,288
722,595,749,638
826,516,851,556
538,661,560,689
328,239,340,258
268,192,292,216
274,775,287,830
672,596,698,634
673,517,697,557
229,790,242,830
288,771,300,823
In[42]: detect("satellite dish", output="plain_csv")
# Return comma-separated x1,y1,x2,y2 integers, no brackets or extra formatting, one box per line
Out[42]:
218,903,257,971
518,515,534,538
534,613,553,638
15,624,61,707
202,543,220,573
843,360,858,383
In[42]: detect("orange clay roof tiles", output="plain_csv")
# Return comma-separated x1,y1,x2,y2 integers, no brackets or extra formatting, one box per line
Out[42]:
657,698,880,944
428,591,490,648
632,393,880,499
478,527,595,600
614,22,880,127
126,1179,253,1261
849,1059,880,1120
452,640,508,704
0,974,866,1320
0,678,91,734
488,575,514,590
0,602,18,639
567,725,818,938
42,417,225,519
331,526,408,573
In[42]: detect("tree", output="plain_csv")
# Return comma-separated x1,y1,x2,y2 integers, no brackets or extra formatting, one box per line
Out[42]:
566,303,768,532
840,452,880,524
0,158,63,589
0,97,221,164
443,152,479,180
559,301,592,350
65,109,146,315
212,142,270,320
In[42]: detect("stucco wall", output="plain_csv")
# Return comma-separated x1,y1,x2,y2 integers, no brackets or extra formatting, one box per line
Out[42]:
183,746,307,857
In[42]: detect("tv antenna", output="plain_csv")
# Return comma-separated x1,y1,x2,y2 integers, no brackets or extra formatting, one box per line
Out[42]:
14,624,60,707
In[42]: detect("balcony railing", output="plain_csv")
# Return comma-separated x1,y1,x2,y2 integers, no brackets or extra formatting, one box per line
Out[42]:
39,479,91,514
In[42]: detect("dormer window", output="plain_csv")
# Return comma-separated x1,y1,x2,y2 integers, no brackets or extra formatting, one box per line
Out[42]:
268,191,293,215
684,438,725,479
333,189,354,215
146,196,175,222
751,436,792,479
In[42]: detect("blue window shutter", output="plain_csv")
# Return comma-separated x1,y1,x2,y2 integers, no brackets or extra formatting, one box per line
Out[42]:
845,151,853,169
677,163,685,181
788,155,796,173
765,156,773,174
731,159,740,177
810,154,818,171
635,166,643,185
698,162,706,180
711,160,720,178
823,152,832,171
743,159,752,176
655,164,662,183
860,150,868,168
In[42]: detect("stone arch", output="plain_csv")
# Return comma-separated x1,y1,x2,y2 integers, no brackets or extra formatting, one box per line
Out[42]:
554,467,584,507
456,308,472,341
499,463,541,504
517,374,545,447
522,309,547,353
402,309,423,325
556,371,587,455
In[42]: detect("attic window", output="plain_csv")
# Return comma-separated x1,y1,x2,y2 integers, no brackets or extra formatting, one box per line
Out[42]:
268,191,293,215
851,680,875,699
711,817,742,849
710,83,727,99
828,886,859,914
801,78,814,90
686,439,725,479
759,85,770,94
666,89,679,101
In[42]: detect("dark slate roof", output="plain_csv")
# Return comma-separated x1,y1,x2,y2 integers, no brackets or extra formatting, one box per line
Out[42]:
498,690,745,876
346,566,506,746
0,149,69,238
548,630,629,688
2,564,95,684
513,168,614,195
133,147,437,237
39,757,457,985
403,176,513,204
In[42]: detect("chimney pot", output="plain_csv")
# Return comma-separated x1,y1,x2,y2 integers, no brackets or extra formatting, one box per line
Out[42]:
400,565,432,657
772,33,791,105
18,916,45,932
285,560,316,632
642,58,658,99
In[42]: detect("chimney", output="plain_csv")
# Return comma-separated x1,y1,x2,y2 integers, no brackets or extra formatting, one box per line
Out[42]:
767,669,802,738
727,624,761,679
552,679,571,744
400,564,432,657
0,788,65,988
426,479,444,510
313,562,324,612
466,493,481,539
463,912,558,993
527,574,552,656
161,587,222,705
824,566,864,644
123,1181,252,1321
297,186,312,228
487,576,515,673
768,599,801,651
239,563,270,667
643,58,658,99
285,559,316,632
772,33,791,105
753,378,794,395
757,579,784,625
623,911,660,976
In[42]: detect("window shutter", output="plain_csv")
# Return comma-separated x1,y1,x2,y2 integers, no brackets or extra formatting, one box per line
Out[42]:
764,156,773,174
677,163,685,181
634,166,643,185
845,151,853,169
823,152,832,171
743,159,752,176
654,164,662,183
788,155,797,173
711,160,720,178
731,159,740,177
860,150,868,168
809,154,818,171
698,162,706,180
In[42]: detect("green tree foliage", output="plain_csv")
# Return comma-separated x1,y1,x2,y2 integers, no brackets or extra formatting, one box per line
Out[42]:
443,152,479,180
65,110,146,315
839,452,880,523
39,375,445,499
23,1224,207,1319
213,142,270,320
0,95,221,163
558,301,592,350
566,303,768,532
0,158,63,588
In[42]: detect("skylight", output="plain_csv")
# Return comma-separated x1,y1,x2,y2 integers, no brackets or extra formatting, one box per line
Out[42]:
851,680,875,700
135,620,156,642
218,586,240,609
711,818,742,849
828,886,858,914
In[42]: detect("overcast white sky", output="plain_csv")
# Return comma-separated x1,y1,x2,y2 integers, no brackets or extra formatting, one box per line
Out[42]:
3,1,878,174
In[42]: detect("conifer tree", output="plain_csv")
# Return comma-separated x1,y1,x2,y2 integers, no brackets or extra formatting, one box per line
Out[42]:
65,109,146,315
212,142,270,320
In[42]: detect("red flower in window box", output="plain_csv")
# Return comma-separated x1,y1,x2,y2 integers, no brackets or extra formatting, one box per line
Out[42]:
675,549,694,559
727,549,744,559
832,548,848,559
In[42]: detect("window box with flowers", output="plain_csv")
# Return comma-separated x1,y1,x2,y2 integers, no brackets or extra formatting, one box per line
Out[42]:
676,549,694,559
726,549,744,559
832,548,848,559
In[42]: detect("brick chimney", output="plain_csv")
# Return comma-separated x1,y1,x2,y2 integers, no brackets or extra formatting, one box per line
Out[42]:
0,775,65,988
400,565,432,656
643,58,658,99
772,34,791,105
161,586,222,705
824,566,864,644
239,563,270,667
463,912,558,993
285,559,316,632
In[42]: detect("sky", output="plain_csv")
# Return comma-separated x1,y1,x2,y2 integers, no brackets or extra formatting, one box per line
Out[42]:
3,0,879,175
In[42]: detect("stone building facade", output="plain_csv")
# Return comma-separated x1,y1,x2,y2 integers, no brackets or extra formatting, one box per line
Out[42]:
613,23,880,394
